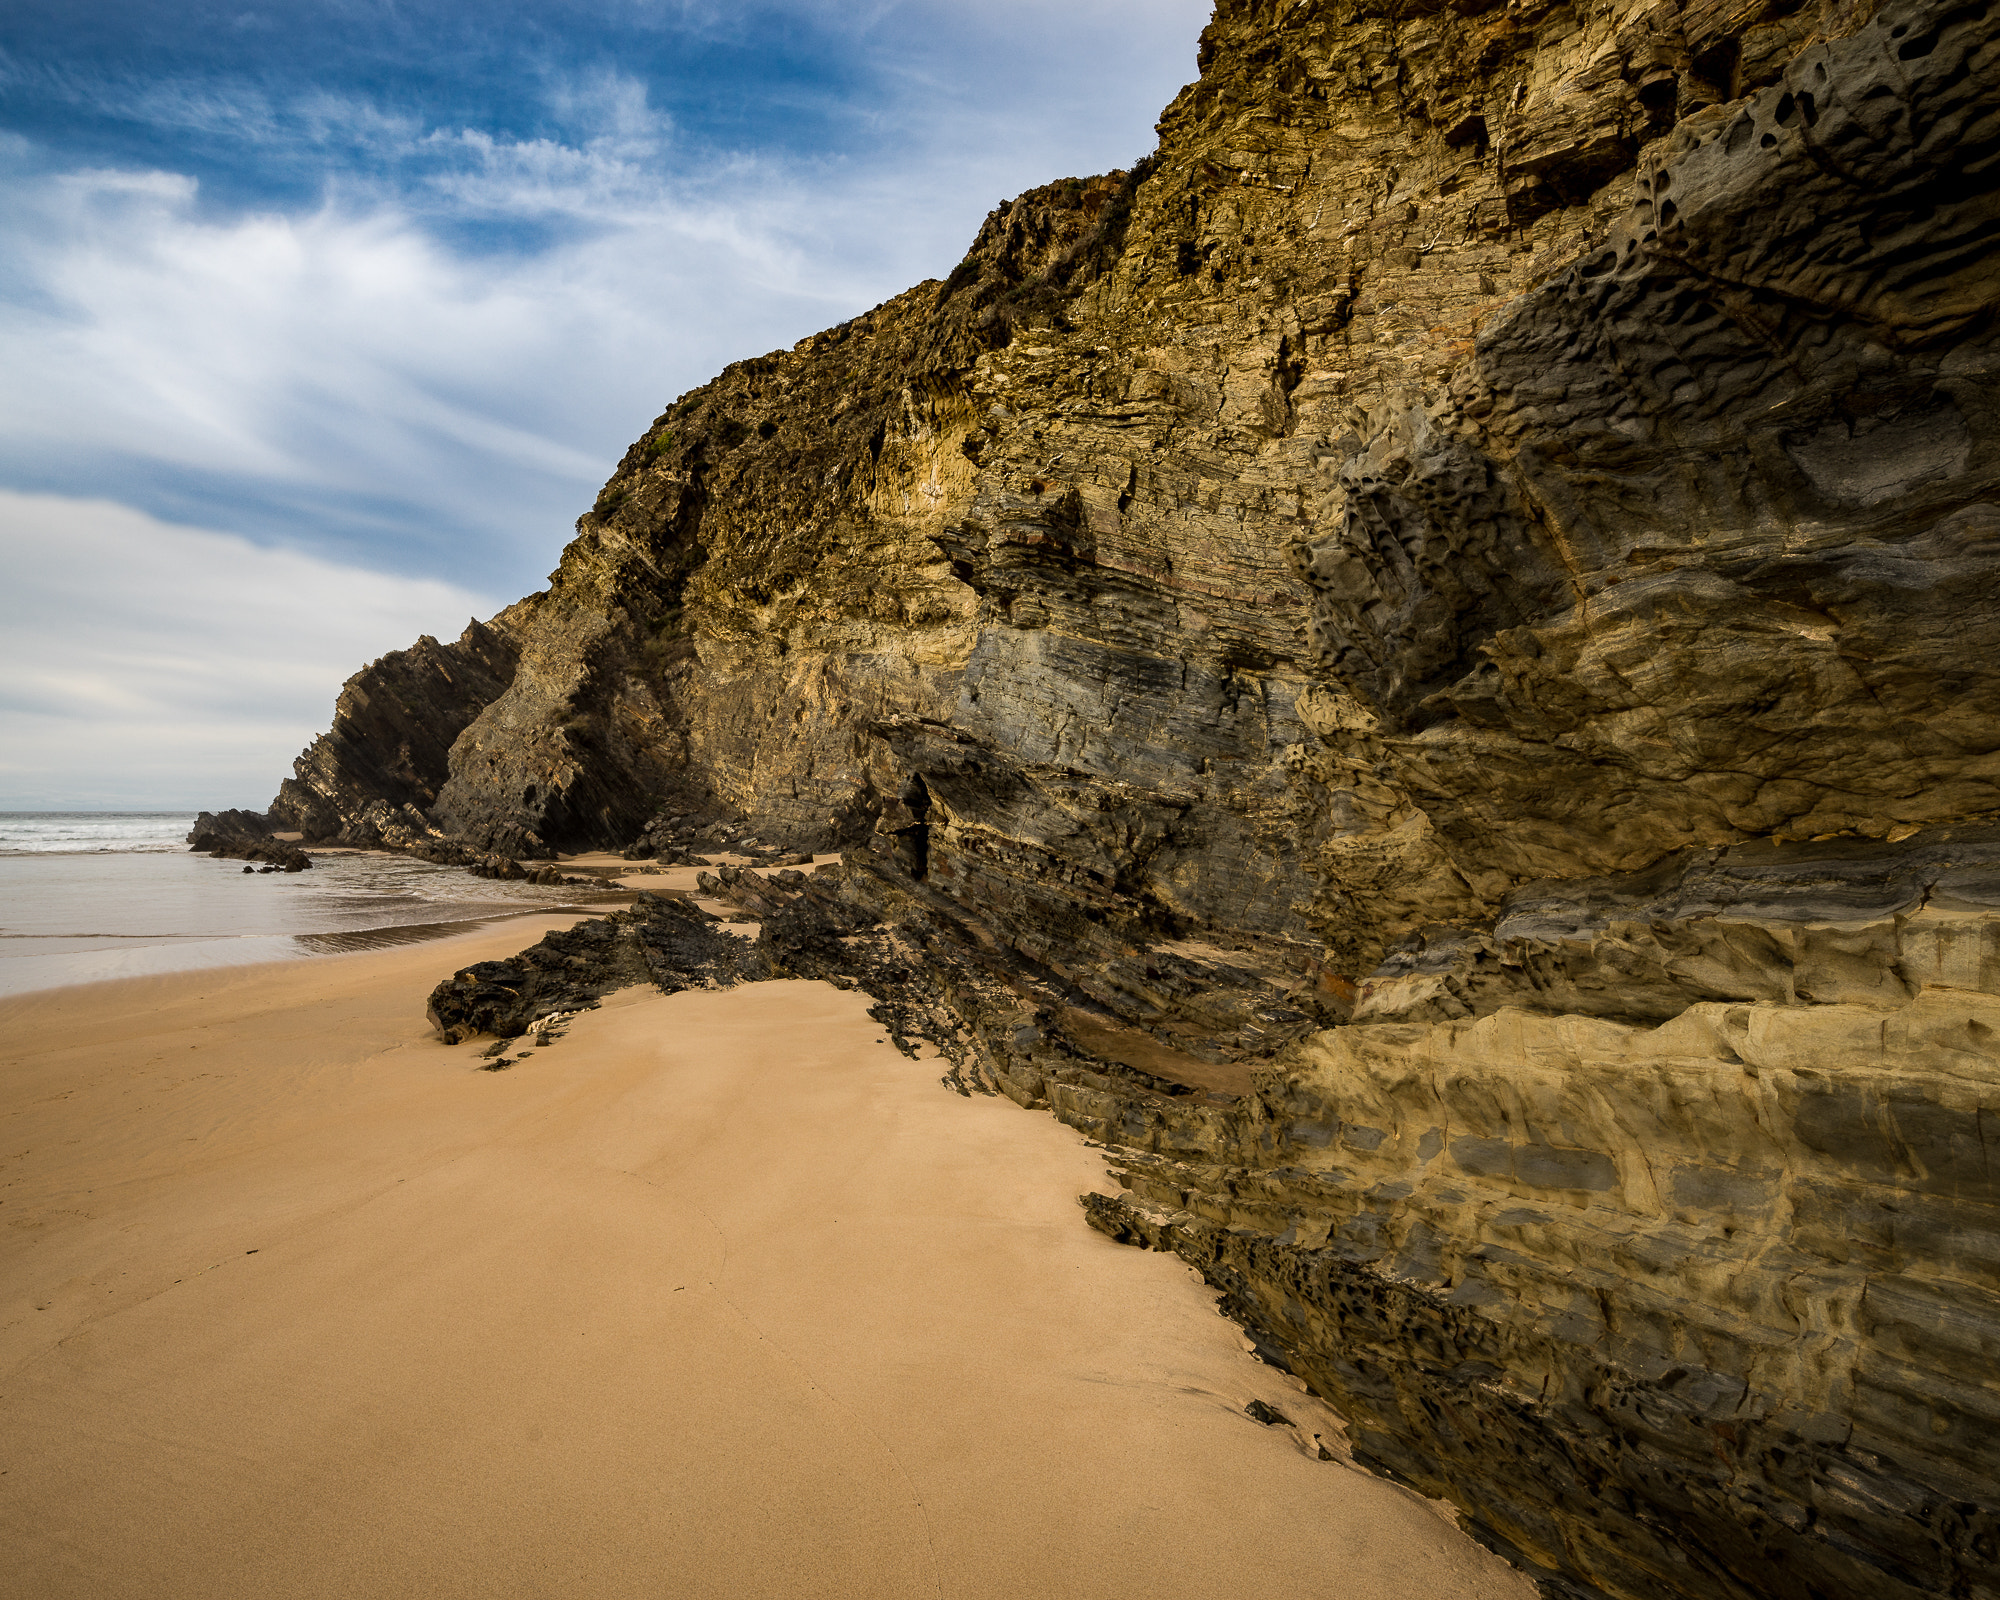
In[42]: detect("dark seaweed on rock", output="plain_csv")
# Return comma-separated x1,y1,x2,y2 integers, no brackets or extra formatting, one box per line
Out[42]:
425,893,773,1043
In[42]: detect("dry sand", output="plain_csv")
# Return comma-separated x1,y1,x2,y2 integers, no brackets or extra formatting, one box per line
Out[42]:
0,920,1533,1599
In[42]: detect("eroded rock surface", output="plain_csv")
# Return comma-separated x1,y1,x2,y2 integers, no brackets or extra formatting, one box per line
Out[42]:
271,605,538,849
425,893,775,1042
300,0,2000,1593
187,810,311,871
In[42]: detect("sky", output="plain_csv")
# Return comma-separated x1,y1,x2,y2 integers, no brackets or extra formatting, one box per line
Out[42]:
0,0,1209,809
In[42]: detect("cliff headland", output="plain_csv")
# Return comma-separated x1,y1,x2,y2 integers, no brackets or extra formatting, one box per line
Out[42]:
256,0,2000,1594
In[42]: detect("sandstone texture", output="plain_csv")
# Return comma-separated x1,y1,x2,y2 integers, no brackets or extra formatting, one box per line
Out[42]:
270,0,2000,1594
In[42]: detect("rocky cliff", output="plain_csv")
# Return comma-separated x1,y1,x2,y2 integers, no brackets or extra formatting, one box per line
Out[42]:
270,0,2000,1594
271,600,539,848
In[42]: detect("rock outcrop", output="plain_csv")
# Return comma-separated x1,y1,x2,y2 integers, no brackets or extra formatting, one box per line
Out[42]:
186,809,311,871
425,893,777,1042
270,603,538,851
283,0,2000,1593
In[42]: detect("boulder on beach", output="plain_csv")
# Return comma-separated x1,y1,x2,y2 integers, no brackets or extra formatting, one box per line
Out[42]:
188,810,311,872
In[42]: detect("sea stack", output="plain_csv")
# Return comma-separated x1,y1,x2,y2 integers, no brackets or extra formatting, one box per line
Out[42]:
265,0,2000,1595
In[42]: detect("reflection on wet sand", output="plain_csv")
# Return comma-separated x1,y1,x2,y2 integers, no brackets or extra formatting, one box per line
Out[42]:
292,905,626,956
0,850,641,997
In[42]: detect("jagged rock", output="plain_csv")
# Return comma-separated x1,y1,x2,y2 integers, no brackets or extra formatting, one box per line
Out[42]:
425,893,773,1042
187,810,310,872
694,864,804,919
253,849,311,873
329,0,2000,1593
622,807,716,864
270,608,537,846
187,808,271,845
316,798,580,884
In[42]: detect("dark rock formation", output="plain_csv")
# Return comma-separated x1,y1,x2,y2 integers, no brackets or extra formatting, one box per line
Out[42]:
270,605,537,849
307,0,2000,1593
187,809,271,850
187,810,311,871
628,812,812,867
620,810,702,863
426,893,775,1042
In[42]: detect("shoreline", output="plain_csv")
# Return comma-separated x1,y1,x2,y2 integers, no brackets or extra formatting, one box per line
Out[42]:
0,838,841,1004
0,844,689,1003
0,932,1532,1599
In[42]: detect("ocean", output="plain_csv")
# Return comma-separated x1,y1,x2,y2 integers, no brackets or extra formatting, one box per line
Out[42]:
0,812,623,998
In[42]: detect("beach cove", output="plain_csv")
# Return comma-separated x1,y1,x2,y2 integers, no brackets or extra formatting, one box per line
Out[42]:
0,915,1531,1599
0,813,634,997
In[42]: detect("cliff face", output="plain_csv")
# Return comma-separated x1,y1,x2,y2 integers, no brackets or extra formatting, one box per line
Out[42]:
274,0,2000,1594
279,173,1139,862
270,599,539,848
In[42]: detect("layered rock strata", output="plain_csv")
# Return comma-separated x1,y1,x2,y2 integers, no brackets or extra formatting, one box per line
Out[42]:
271,604,538,851
277,0,2000,1594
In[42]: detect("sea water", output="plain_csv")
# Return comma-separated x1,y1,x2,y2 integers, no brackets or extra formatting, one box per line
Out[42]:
0,812,625,998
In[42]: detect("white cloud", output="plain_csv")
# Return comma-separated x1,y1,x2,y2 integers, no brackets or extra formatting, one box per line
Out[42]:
0,115,977,587
5,162,729,484
0,490,504,808
0,1,1210,804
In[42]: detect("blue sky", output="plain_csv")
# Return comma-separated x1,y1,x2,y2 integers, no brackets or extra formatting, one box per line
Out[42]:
0,0,1207,807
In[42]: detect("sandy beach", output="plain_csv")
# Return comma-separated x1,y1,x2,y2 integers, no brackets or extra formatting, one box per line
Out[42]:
0,918,1532,1599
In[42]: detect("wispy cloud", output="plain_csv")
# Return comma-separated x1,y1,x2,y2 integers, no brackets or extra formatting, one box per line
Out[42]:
0,490,503,808
0,0,1209,804
0,125,877,581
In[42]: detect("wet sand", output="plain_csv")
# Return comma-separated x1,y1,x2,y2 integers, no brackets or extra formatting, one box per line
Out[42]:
0,846,634,999
0,921,1532,1599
